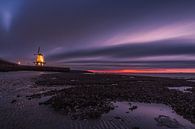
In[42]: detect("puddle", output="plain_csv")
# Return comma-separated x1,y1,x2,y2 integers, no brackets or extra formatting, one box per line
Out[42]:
155,115,184,128
168,87,192,93
187,79,195,82
102,102,194,129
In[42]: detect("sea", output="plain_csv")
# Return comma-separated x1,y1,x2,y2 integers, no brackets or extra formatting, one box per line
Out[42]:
130,73,195,79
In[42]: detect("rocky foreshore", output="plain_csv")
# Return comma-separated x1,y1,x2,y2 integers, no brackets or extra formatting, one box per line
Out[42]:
29,72,195,123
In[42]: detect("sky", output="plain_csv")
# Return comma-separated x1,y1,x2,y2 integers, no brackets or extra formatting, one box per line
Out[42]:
1,0,195,72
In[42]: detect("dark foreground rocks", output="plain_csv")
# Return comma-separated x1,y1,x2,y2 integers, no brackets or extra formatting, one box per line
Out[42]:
43,88,115,119
30,73,195,123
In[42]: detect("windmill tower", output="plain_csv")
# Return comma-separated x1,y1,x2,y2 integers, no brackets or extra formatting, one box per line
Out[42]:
34,47,45,66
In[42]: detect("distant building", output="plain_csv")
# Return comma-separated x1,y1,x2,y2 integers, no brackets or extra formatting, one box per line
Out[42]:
34,47,45,66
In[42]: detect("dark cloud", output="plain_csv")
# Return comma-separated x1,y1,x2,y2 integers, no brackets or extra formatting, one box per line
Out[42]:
47,39,195,60
57,60,195,70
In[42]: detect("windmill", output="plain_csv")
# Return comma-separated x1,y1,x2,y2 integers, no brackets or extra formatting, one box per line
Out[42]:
34,47,45,66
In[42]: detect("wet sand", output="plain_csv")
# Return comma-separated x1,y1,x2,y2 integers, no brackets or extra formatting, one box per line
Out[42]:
0,72,194,129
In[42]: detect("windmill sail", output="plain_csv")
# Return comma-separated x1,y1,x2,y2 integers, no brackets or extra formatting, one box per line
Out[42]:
38,47,40,54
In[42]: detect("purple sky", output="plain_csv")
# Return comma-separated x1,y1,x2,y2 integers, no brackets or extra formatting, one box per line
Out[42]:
1,0,195,70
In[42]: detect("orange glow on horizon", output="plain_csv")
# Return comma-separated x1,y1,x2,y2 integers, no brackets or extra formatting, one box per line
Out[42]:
88,68,195,74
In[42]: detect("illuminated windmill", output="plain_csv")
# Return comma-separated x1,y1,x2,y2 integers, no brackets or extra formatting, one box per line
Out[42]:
34,47,45,66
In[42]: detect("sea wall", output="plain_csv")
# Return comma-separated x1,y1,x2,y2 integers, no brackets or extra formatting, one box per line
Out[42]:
0,65,70,72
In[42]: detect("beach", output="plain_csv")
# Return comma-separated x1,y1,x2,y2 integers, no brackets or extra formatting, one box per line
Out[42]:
0,72,194,129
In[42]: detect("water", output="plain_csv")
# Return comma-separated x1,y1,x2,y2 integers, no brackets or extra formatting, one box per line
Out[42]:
130,73,195,79
0,72,194,129
105,102,195,129
168,87,192,93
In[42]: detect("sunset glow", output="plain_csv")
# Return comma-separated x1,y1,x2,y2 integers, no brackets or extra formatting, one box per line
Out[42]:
89,68,195,74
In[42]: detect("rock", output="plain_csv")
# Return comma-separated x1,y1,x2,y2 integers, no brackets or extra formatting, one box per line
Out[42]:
132,127,140,129
11,99,16,103
38,102,44,105
16,95,21,97
114,116,121,119
129,105,138,111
